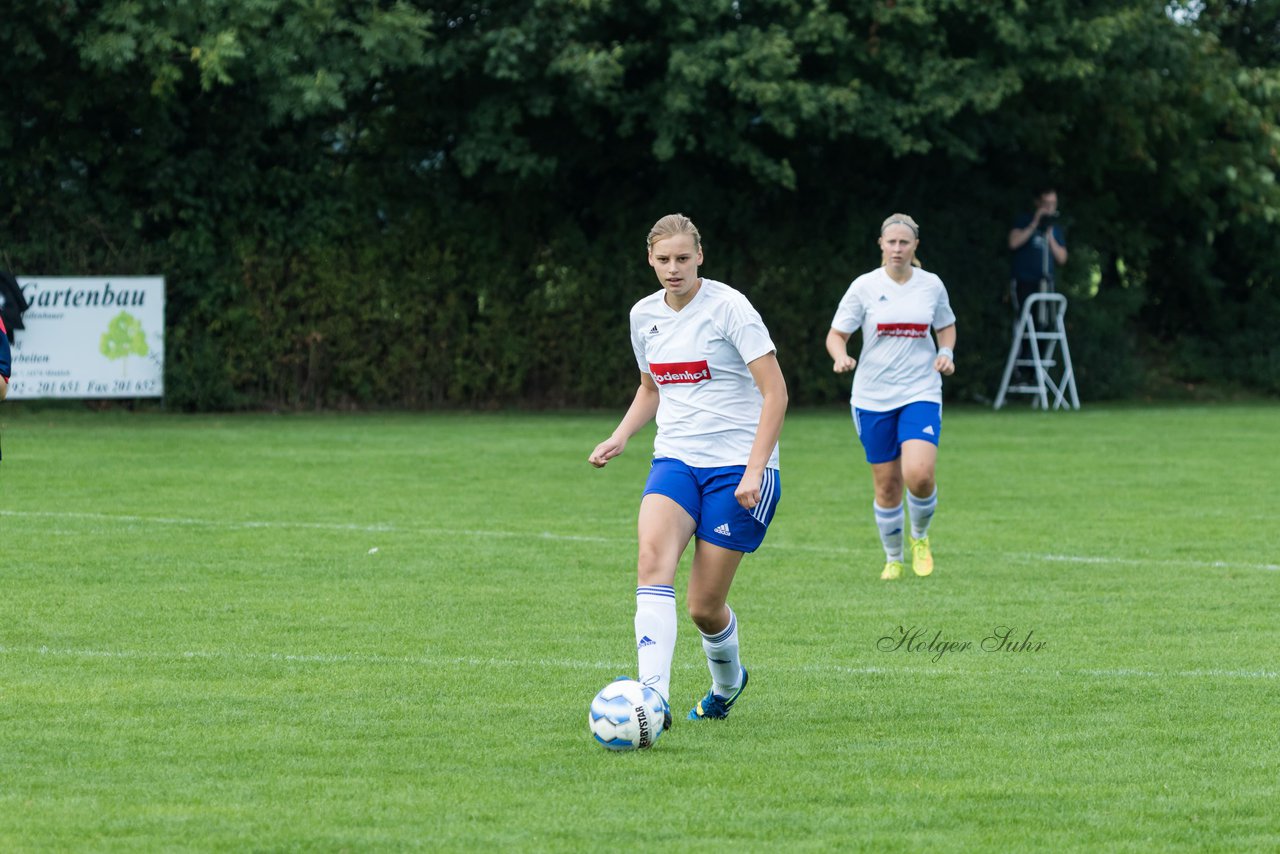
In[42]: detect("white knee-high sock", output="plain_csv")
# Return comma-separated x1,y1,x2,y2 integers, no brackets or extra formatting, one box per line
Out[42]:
874,500,905,561
908,487,938,539
635,585,676,702
700,606,743,698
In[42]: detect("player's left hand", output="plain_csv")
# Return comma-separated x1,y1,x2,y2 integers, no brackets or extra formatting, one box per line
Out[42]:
734,470,763,510
934,354,955,376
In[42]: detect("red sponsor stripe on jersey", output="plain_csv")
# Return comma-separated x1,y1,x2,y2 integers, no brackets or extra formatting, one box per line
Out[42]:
877,323,929,338
649,360,712,385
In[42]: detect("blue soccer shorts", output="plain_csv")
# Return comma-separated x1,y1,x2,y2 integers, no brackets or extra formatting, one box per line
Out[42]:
853,401,942,464
642,457,781,553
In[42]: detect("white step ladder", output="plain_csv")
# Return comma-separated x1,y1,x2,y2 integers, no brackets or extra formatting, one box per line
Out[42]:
994,293,1080,410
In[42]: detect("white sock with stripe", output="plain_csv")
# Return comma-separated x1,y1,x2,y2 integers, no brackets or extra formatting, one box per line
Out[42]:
635,585,676,703
874,500,905,561
908,487,938,539
700,607,743,698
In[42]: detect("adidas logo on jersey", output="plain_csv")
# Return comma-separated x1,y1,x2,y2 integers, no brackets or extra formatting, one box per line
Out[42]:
879,295,888,302
649,325,660,334
638,635,656,648
922,425,936,436
714,523,731,536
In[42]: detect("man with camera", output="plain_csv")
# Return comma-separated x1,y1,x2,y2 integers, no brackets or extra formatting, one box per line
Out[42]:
1008,186,1068,318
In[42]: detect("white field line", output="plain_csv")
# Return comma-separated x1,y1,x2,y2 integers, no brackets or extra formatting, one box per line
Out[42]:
1007,552,1279,572
2,509,1277,572
0,509,399,533
1,645,1275,681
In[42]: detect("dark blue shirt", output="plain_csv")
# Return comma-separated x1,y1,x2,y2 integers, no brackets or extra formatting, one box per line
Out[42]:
1,317,8,462
0,316,9,380
1011,213,1066,284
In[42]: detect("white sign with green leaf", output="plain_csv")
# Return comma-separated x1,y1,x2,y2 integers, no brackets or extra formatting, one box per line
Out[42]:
6,277,164,399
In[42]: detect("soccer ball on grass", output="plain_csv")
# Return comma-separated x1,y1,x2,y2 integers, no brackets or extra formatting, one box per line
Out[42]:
588,678,668,750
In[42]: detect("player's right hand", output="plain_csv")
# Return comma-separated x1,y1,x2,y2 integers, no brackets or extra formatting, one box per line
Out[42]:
832,355,856,373
588,437,625,468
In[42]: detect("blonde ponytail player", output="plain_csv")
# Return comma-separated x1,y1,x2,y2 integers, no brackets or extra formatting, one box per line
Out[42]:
825,213,957,580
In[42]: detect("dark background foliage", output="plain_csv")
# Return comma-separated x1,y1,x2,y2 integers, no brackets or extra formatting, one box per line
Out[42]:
2,0,1277,410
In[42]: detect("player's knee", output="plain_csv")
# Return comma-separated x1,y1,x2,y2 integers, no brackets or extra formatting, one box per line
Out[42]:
636,545,675,586
686,600,725,633
875,484,903,507
906,473,935,497
902,463,935,496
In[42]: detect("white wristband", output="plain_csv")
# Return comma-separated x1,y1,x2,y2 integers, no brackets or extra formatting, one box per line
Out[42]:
937,347,954,361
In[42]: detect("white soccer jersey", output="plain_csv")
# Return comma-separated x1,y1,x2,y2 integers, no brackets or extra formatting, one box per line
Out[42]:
630,279,779,468
830,267,956,410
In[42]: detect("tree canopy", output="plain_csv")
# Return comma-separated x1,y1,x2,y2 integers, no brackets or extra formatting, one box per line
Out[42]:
3,0,1278,408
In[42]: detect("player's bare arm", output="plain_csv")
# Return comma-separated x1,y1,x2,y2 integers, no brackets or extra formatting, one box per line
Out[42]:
735,353,787,509
589,374,661,468
826,328,856,373
934,324,957,376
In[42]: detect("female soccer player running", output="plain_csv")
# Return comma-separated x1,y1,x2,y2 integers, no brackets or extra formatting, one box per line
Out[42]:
589,213,787,727
825,213,957,580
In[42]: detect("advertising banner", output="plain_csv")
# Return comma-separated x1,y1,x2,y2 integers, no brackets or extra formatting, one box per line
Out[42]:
4,276,165,399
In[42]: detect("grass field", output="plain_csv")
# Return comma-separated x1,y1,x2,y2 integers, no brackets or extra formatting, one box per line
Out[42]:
1,403,1277,851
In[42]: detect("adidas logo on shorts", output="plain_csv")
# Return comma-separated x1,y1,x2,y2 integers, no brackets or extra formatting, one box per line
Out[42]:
714,523,731,536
